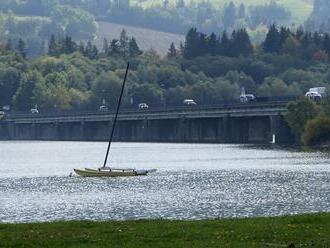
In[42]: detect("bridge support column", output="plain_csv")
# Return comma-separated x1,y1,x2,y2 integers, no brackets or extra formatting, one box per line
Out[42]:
222,115,231,143
142,118,148,141
54,122,59,140
178,117,186,142
80,121,85,140
9,122,15,140
270,115,294,144
31,122,37,140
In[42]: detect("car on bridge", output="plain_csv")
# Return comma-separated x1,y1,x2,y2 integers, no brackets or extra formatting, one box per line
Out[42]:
138,103,149,109
305,87,326,102
183,99,197,106
99,105,109,112
240,94,256,103
30,108,39,114
0,111,5,120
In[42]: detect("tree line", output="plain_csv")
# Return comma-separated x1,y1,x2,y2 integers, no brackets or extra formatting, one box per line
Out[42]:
178,25,330,62
1,25,330,117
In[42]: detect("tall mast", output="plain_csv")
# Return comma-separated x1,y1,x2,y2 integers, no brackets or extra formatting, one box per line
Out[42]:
102,62,130,168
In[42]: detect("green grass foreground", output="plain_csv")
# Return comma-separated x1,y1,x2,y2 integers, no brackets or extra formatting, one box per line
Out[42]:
0,213,329,247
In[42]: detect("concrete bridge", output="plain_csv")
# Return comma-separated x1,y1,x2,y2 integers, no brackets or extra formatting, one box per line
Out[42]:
0,101,294,144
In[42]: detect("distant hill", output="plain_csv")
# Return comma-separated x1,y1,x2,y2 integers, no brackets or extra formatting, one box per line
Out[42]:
135,0,313,24
95,21,185,56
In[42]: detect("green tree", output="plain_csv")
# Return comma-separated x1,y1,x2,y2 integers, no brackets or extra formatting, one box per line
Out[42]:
0,66,22,107
167,42,177,58
302,115,330,146
17,38,26,58
184,28,200,59
109,39,121,56
91,71,123,108
257,77,291,97
263,24,280,53
214,79,240,102
130,83,164,107
129,37,142,57
284,97,318,139
13,70,44,111
223,1,236,28
119,29,129,57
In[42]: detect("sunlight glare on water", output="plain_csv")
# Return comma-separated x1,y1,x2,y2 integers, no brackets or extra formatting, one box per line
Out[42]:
0,141,329,223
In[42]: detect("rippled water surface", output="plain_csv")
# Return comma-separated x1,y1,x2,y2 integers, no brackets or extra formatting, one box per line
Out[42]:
0,141,329,223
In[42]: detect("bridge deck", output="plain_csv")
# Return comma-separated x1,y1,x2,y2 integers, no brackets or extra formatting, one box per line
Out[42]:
3,102,288,124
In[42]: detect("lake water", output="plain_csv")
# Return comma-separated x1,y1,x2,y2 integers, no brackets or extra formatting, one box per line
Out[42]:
0,141,329,223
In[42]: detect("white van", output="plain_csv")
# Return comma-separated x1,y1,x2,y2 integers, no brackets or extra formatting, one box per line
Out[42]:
305,87,326,101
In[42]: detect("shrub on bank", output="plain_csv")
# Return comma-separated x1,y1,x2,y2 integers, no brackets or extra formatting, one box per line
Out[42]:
284,97,319,139
302,115,330,146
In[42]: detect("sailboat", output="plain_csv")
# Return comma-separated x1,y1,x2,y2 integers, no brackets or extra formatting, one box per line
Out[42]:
74,63,156,177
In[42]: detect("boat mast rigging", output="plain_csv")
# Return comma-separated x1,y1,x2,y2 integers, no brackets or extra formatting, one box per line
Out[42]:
102,62,130,168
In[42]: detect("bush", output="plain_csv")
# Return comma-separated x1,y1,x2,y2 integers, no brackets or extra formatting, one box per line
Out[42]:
302,115,330,146
284,97,318,137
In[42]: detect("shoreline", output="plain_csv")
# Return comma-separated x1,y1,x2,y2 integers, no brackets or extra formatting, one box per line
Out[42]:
1,213,329,247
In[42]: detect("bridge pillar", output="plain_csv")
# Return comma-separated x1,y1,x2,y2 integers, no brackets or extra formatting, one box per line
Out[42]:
80,121,85,140
270,115,294,144
178,117,186,142
31,122,37,140
222,115,231,143
142,118,148,141
247,117,269,143
54,122,59,140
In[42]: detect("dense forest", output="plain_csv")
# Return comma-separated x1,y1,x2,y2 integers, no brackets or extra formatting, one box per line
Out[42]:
0,0,318,57
1,25,330,115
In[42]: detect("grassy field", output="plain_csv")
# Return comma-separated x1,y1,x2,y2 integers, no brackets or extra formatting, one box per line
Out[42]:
132,0,313,24
0,213,329,247
96,21,185,56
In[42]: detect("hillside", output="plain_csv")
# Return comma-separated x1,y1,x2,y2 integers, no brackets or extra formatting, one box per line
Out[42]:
96,22,185,56
134,0,313,24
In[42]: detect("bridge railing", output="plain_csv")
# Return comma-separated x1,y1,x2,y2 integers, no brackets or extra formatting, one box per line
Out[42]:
4,96,297,120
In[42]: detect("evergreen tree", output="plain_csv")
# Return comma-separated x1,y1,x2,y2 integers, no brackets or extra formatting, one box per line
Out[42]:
179,42,185,56
238,3,246,19
199,33,207,56
91,45,99,59
103,38,109,56
237,29,253,56
323,34,330,55
109,39,121,56
119,29,129,57
78,42,85,55
129,37,142,57
184,28,200,58
207,32,219,55
313,32,322,46
48,35,58,56
6,39,12,51
167,42,177,58
17,39,26,58
64,36,76,54
279,27,291,50
223,2,236,28
295,27,304,40
220,31,230,56
263,24,280,53
84,41,98,59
